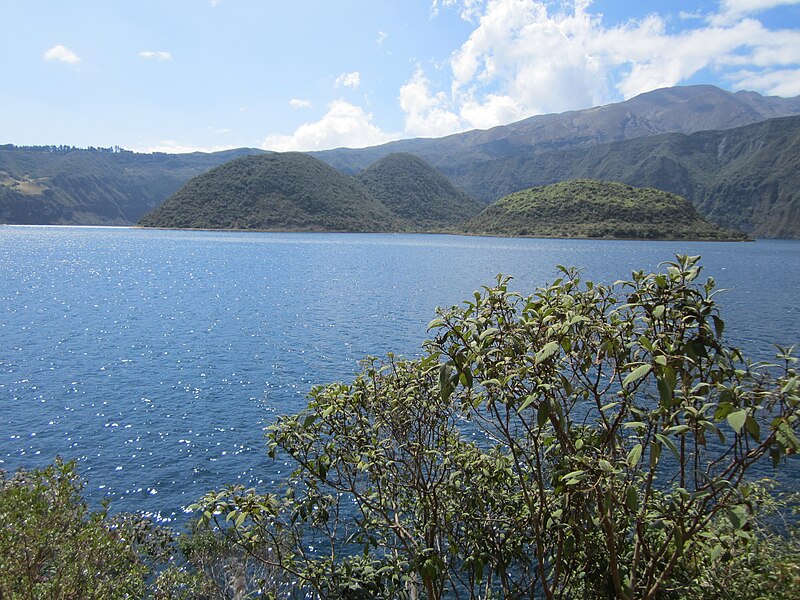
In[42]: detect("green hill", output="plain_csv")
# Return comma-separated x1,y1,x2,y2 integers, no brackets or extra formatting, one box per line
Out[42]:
448,116,800,238
0,146,264,225
356,153,483,229
138,152,407,232
461,180,746,240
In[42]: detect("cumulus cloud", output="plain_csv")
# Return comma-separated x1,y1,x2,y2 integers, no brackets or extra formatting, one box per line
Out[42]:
261,100,398,151
720,0,800,15
431,0,484,21
43,44,80,65
136,140,236,154
335,71,361,89
290,98,313,109
728,68,800,96
139,50,172,61
399,68,463,137
400,0,800,137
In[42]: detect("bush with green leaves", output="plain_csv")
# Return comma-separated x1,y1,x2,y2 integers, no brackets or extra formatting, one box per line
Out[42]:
0,458,175,599
194,255,799,599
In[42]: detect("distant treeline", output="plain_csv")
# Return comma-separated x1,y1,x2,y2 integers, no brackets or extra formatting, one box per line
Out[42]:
0,144,131,154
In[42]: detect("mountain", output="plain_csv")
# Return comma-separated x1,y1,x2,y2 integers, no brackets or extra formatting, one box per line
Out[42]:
312,85,800,180
356,153,483,229
454,116,800,239
0,146,265,225
3,85,799,236
461,180,745,240
138,152,406,232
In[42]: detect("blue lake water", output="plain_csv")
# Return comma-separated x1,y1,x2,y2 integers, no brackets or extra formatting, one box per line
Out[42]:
1,226,798,522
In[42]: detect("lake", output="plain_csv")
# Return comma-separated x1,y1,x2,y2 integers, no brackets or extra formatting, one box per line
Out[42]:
1,226,798,522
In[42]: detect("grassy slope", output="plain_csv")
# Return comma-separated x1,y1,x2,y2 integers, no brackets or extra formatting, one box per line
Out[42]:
454,117,800,238
356,153,483,229
461,180,746,240
0,147,264,225
138,152,407,232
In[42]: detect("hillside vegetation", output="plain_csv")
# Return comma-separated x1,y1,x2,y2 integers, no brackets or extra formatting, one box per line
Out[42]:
3,86,799,237
0,146,264,225
461,180,746,240
357,153,483,228
139,152,481,232
454,116,800,239
138,153,405,232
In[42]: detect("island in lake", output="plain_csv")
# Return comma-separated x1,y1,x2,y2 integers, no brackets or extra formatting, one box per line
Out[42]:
138,152,745,241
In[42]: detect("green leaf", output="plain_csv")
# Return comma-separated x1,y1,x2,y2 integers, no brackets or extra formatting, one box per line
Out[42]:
623,364,652,389
627,443,643,468
712,315,725,338
439,363,455,402
518,395,536,412
537,401,550,427
726,505,748,530
427,317,445,330
726,409,747,434
535,340,560,364
625,486,639,512
649,440,661,468
655,433,680,462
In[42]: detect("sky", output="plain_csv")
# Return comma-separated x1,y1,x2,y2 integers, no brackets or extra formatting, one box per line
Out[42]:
1,0,799,154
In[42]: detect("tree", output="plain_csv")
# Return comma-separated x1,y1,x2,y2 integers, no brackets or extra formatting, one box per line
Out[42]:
194,256,800,599
0,458,174,599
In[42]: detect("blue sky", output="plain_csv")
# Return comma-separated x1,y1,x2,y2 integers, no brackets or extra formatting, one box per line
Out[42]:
1,0,799,153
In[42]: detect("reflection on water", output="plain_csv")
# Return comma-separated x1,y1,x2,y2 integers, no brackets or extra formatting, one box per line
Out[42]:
1,226,798,521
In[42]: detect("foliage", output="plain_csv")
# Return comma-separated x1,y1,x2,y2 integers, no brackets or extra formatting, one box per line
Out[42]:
0,145,263,225
357,152,483,229
0,458,174,599
140,151,483,233
460,180,746,240
669,482,800,599
138,152,408,232
193,255,800,598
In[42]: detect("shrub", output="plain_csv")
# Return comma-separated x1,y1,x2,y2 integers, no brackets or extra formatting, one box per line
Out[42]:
193,256,799,599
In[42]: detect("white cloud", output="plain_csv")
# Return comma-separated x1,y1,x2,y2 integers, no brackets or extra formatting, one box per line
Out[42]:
335,71,361,89
720,0,800,14
377,30,388,45
399,68,463,137
712,0,800,24
400,0,800,137
139,50,172,61
728,68,800,96
261,100,398,151
431,0,485,21
135,140,237,154
43,44,80,65
290,98,313,109
210,0,221,7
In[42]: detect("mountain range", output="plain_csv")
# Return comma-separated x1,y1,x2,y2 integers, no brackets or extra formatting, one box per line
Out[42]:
2,84,800,238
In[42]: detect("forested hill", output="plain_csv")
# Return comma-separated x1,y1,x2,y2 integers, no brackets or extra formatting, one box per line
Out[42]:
461,180,746,240
138,153,408,232
357,153,483,228
138,152,487,232
455,116,800,239
0,146,264,225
